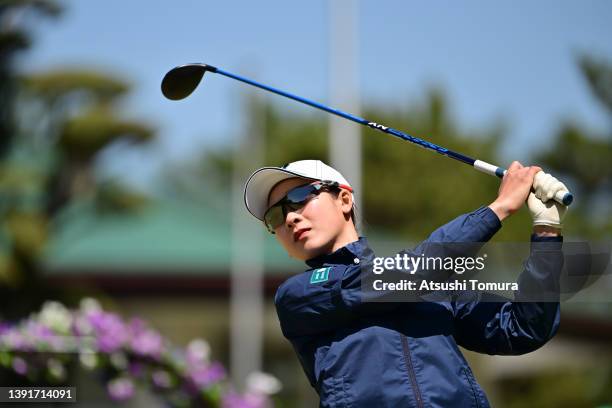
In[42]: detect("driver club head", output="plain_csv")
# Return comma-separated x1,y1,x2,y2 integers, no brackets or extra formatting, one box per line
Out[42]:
161,63,216,100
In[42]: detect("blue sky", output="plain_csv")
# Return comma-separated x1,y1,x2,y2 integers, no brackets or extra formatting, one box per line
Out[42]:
21,0,612,189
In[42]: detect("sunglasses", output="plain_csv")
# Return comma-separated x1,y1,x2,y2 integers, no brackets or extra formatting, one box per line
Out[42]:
264,181,350,233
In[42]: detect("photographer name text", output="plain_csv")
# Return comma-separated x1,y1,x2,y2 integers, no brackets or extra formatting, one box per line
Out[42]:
372,279,518,291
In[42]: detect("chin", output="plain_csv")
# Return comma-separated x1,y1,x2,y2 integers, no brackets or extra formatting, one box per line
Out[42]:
295,236,333,260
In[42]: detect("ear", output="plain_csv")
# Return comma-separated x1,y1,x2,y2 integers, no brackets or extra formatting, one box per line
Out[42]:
338,189,353,217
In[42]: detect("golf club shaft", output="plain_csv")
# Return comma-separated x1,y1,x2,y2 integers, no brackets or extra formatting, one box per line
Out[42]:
211,66,572,206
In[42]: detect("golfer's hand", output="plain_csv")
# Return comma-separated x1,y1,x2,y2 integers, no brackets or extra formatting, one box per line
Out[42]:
489,161,542,221
527,172,568,230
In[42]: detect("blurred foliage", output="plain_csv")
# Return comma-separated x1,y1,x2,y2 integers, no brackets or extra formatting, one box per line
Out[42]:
359,88,512,239
60,107,153,158
579,55,612,116
497,367,612,408
535,54,612,238
20,69,129,104
95,181,149,214
538,124,609,195
0,0,155,317
0,0,63,156
0,299,281,407
5,211,47,257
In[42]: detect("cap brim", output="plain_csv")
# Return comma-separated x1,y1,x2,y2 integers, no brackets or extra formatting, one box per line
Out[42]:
243,167,316,221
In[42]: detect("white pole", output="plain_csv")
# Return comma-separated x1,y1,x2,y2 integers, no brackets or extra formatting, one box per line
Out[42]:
330,0,362,229
230,89,265,389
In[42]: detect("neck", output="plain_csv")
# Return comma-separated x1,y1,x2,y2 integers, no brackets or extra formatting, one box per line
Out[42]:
330,225,360,253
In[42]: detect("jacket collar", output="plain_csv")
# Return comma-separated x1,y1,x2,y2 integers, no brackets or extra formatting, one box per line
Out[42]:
305,236,370,268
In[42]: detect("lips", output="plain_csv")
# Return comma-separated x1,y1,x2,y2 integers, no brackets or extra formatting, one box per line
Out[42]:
293,228,310,242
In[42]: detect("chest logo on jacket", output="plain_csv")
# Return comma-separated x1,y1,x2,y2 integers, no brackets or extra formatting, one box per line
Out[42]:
310,267,331,284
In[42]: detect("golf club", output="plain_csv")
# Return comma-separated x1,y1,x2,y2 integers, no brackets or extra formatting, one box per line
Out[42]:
161,63,573,206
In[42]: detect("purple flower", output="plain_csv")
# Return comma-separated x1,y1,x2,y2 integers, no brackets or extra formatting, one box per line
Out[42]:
107,377,135,402
98,334,126,353
188,362,226,389
87,311,128,353
12,357,27,376
130,329,163,359
22,320,67,351
24,321,66,351
3,300,267,408
127,318,147,334
128,361,144,377
152,370,172,389
72,315,93,337
222,391,268,408
24,320,54,339
1,328,29,351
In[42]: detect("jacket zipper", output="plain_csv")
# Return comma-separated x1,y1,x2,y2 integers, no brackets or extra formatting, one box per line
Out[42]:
400,335,424,408
463,367,481,408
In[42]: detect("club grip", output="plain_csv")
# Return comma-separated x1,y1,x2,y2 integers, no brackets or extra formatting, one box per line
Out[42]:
533,171,573,206
473,161,574,206
555,190,574,206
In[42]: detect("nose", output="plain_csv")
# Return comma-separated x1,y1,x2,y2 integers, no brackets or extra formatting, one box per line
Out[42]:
284,208,302,229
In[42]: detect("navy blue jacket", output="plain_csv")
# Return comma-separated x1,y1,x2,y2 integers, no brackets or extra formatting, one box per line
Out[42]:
274,206,563,407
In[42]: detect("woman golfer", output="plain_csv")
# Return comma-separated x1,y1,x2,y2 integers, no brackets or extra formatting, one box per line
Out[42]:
244,159,567,407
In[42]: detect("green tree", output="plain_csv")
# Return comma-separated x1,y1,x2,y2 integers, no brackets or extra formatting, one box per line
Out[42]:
360,88,511,239
0,0,62,156
0,2,155,318
535,54,612,238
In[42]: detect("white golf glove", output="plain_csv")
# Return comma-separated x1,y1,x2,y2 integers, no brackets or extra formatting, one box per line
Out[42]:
527,172,569,228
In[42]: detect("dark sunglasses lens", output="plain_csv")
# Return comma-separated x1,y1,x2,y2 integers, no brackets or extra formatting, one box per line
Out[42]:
264,183,324,232
285,184,318,203
264,205,285,232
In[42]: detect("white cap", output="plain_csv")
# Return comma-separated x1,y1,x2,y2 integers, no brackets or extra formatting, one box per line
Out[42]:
244,160,353,221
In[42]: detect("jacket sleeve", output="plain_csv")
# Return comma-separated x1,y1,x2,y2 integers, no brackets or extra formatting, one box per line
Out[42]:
413,205,502,247
403,205,502,290
452,235,564,355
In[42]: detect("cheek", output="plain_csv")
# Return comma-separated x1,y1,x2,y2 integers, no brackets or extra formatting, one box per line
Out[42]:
304,197,342,229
